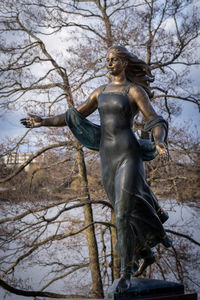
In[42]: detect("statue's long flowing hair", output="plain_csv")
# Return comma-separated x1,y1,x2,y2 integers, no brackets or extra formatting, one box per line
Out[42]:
108,46,154,98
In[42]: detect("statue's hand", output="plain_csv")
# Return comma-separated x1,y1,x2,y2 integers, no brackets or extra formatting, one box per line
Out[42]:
156,142,169,161
20,114,43,128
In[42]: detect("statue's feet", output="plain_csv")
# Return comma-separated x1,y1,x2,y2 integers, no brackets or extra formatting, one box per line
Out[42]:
134,256,155,277
116,274,131,294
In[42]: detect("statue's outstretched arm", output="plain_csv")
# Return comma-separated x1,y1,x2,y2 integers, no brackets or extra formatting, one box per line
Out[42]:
20,86,101,128
20,113,66,128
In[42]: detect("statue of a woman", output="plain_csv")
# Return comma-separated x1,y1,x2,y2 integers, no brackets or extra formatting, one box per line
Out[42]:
21,46,172,293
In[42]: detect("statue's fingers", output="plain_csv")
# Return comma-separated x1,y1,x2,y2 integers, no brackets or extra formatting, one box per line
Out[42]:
20,119,32,128
20,119,28,124
20,118,28,123
20,120,28,126
22,123,31,128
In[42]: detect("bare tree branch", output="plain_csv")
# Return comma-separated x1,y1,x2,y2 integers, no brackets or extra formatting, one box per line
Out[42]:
166,229,200,247
0,278,88,298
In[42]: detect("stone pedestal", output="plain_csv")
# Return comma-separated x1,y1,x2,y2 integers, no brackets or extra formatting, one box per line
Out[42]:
107,278,197,300
140,293,197,300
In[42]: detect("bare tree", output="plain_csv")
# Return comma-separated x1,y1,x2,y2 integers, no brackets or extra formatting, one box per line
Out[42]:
0,0,199,298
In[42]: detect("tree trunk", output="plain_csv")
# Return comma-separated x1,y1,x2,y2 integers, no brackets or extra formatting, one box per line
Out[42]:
110,210,120,281
75,146,104,299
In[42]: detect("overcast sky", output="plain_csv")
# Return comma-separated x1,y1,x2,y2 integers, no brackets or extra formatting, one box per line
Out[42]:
0,1,199,150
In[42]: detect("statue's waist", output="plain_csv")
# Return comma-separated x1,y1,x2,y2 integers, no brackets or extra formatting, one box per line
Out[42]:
100,130,139,150
100,120,133,134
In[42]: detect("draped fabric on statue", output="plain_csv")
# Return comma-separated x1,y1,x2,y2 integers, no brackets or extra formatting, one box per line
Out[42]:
65,107,168,161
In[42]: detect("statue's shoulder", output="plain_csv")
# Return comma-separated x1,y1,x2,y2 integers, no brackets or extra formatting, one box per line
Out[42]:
98,84,107,94
89,85,107,100
129,82,146,96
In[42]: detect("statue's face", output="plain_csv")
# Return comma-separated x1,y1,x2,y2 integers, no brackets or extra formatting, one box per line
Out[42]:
106,50,127,76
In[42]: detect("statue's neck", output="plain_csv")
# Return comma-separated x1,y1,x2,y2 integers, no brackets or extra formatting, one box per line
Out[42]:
112,71,127,85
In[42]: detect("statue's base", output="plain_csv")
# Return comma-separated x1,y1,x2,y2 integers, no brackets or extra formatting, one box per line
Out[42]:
107,278,197,300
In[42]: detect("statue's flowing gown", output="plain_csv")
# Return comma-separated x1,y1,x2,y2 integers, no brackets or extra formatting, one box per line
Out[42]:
66,85,172,275
97,87,171,274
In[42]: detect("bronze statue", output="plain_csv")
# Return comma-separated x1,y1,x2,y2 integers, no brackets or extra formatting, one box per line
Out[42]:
21,46,172,294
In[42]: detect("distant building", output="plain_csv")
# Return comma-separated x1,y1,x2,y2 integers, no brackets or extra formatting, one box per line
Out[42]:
3,152,46,171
